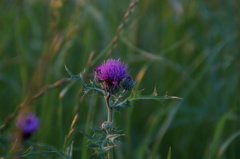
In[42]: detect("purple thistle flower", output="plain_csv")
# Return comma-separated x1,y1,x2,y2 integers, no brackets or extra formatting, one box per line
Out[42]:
16,113,39,135
95,59,128,86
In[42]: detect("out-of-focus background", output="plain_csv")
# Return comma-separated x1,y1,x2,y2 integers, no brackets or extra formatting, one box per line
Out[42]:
0,0,239,158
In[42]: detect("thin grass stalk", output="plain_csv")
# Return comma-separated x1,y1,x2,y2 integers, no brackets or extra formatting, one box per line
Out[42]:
149,103,181,158
58,98,63,147
81,95,97,159
125,64,148,158
106,0,139,57
63,114,79,151
90,0,139,66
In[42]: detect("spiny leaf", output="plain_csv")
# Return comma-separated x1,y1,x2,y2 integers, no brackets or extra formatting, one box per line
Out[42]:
92,147,107,157
91,128,107,138
33,144,66,157
131,89,143,97
81,127,123,158
17,146,33,157
82,129,107,148
129,95,182,101
80,131,93,139
107,134,125,144
112,98,131,111
65,65,87,89
129,89,182,101
65,65,105,95
88,139,104,147
8,143,67,158
151,85,158,96
65,142,74,159
103,145,115,151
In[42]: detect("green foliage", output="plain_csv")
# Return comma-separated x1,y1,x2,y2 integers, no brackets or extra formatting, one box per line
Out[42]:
217,131,240,158
167,147,171,159
0,143,67,158
65,64,182,159
81,128,124,159
65,65,105,95
129,88,182,101
66,65,181,114
112,98,131,111
0,0,239,159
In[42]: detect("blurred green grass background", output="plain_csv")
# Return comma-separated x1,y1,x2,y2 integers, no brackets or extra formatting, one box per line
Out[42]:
0,0,239,158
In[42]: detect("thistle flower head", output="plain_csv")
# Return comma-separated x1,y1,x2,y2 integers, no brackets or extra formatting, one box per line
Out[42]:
16,113,39,134
95,59,128,89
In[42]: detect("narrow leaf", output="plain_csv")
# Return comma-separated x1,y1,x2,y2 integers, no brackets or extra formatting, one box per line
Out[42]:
65,65,87,89
129,89,182,101
65,142,74,159
80,131,93,139
167,147,171,159
106,134,125,144
129,95,182,101
65,65,105,95
103,145,115,151
112,98,131,111
217,131,240,157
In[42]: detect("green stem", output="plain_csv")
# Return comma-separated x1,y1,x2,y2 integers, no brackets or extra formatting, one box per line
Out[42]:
105,94,112,123
105,94,113,159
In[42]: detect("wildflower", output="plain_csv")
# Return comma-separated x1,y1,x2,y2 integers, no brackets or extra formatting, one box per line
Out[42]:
95,59,128,94
16,112,39,139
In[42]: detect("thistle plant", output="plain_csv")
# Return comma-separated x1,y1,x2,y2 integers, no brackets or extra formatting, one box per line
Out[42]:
65,58,180,159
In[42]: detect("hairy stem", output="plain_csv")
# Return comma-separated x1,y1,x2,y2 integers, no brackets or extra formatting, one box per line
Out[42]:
105,94,113,159
105,94,112,123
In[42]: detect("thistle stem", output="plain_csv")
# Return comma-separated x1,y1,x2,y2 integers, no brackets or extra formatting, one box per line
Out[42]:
104,94,113,159
105,94,112,122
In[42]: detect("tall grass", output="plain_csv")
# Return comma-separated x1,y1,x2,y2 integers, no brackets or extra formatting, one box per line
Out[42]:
0,0,239,158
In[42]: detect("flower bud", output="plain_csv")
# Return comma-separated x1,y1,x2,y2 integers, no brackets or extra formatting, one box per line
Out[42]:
121,76,135,90
101,121,112,130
